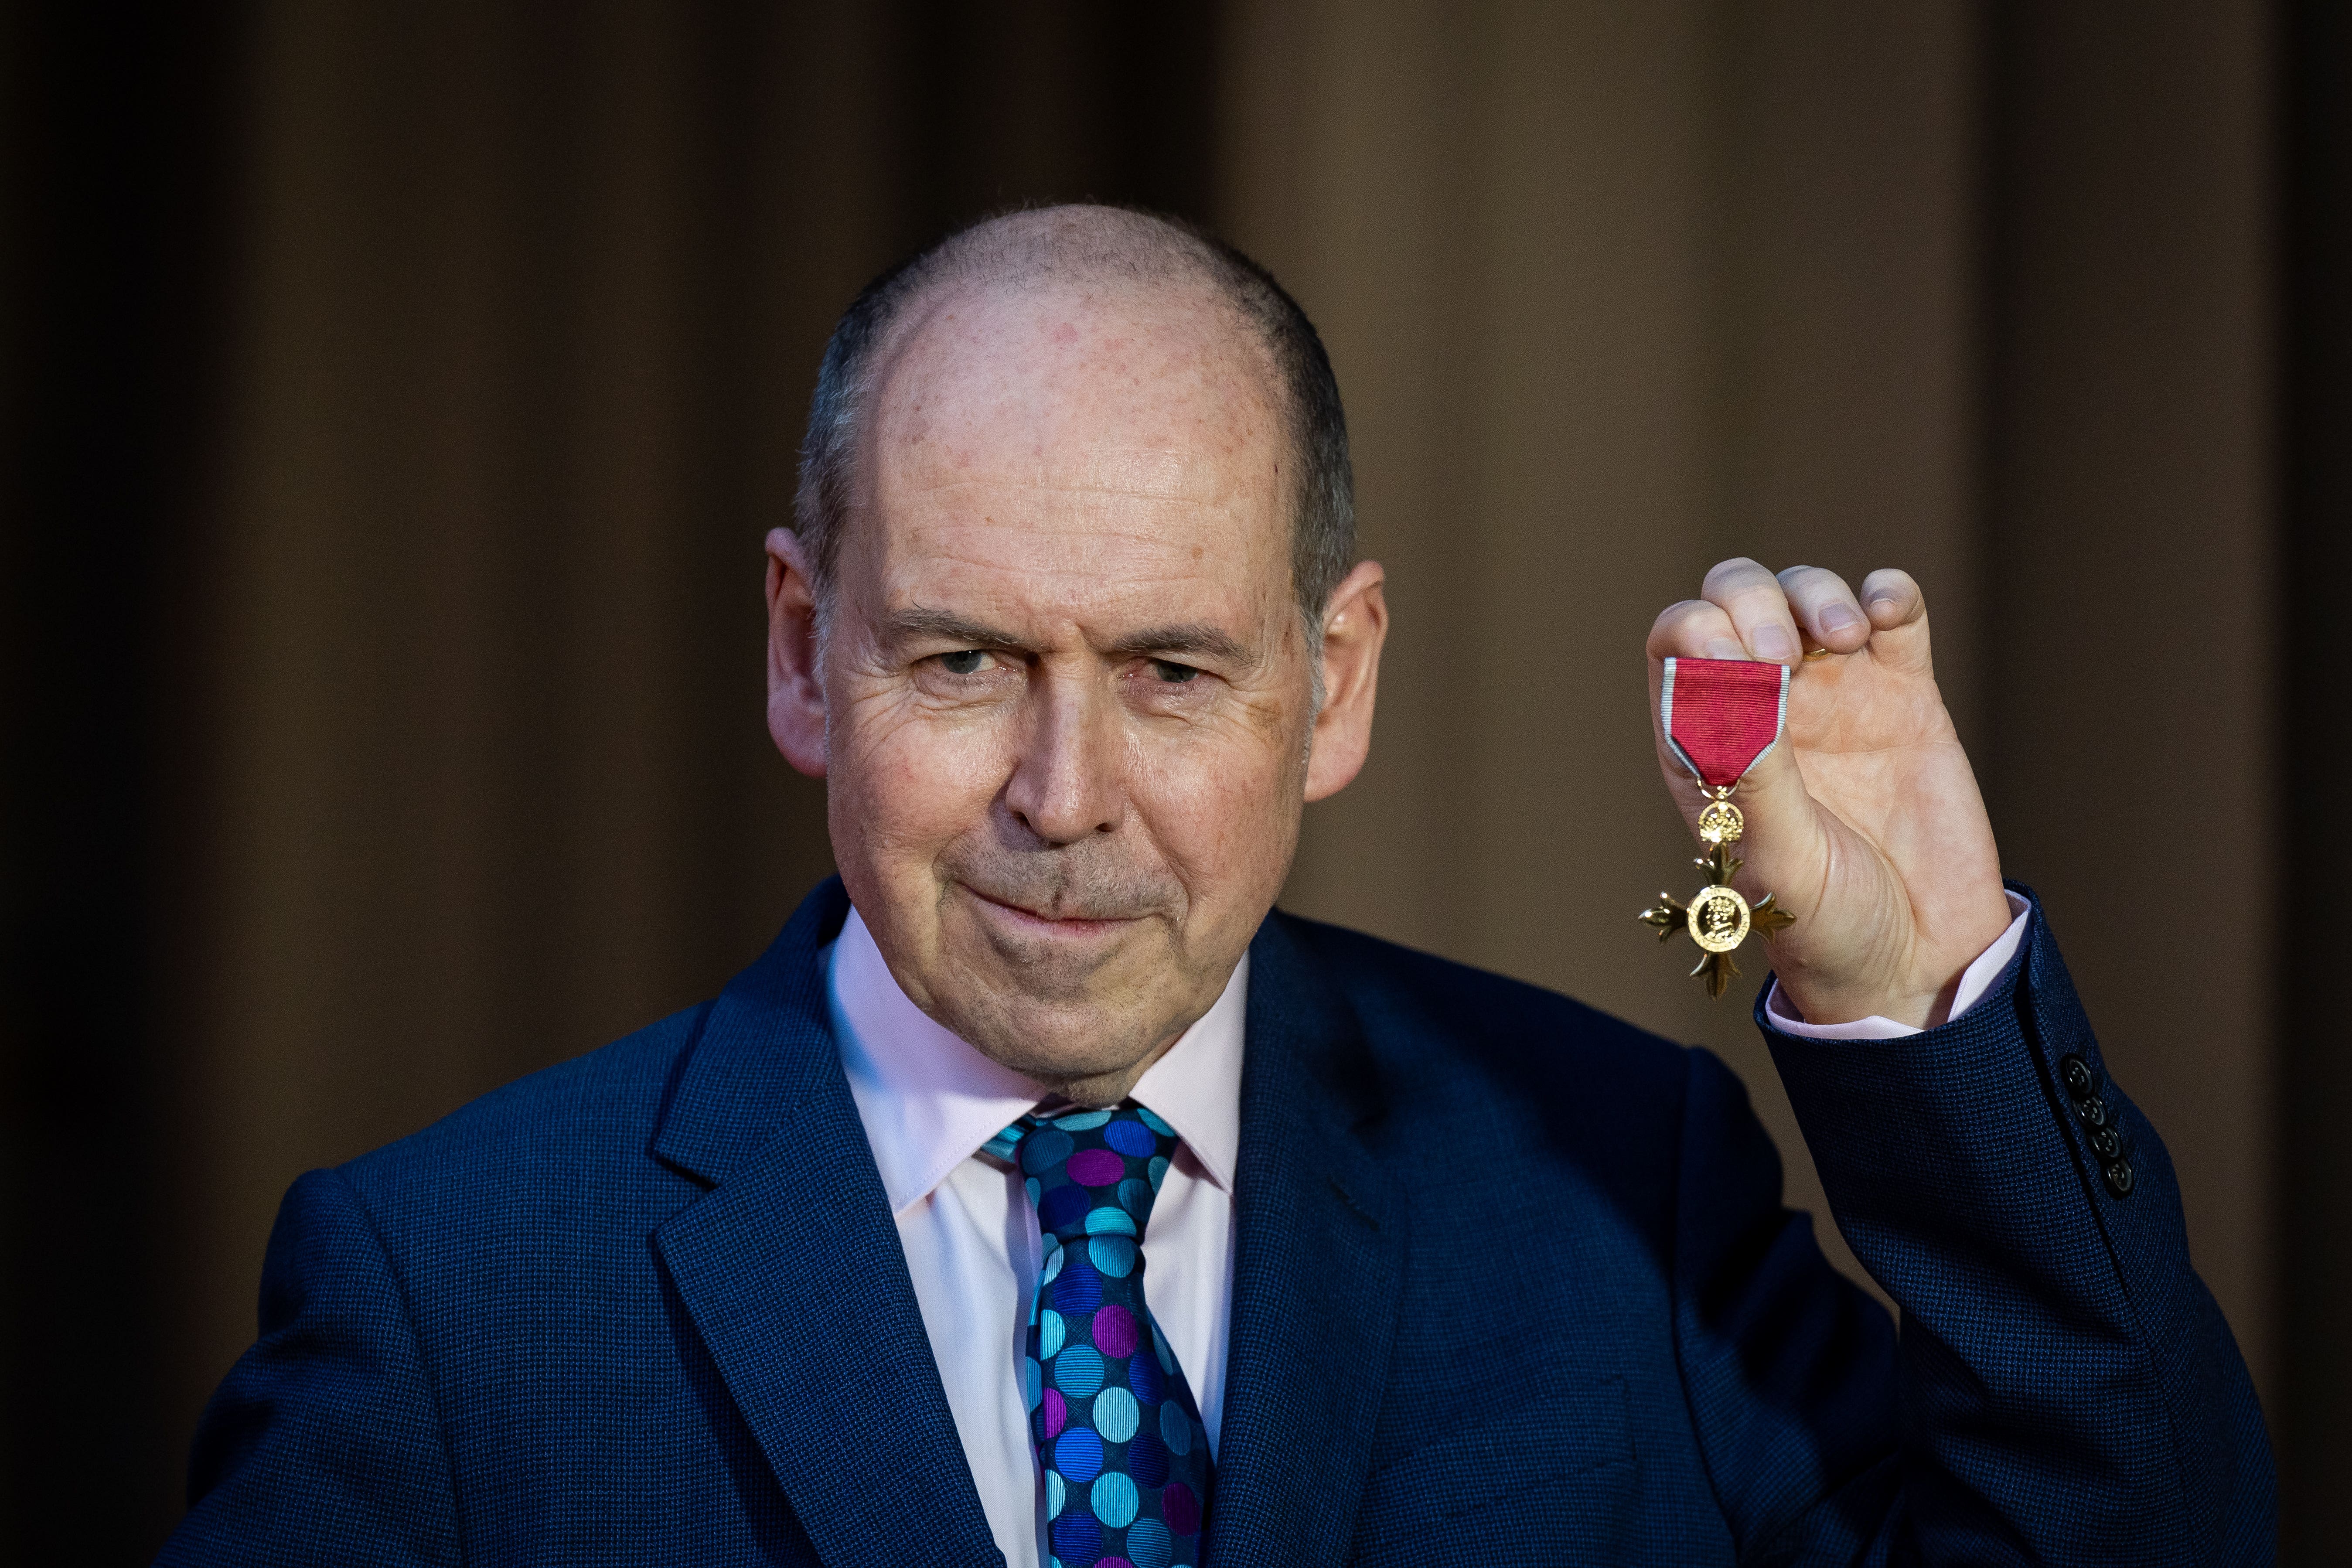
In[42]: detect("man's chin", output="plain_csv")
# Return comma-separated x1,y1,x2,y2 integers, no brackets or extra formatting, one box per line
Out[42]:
925,942,1185,1082
933,984,1175,1092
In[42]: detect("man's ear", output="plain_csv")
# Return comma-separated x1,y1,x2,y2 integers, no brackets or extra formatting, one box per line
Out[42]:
765,527,828,777
1303,559,1387,802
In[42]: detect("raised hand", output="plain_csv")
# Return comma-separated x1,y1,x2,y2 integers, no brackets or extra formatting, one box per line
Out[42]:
1646,559,2013,1027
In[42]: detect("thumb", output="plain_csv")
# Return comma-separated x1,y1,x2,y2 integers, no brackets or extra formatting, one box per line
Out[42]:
1715,719,1817,897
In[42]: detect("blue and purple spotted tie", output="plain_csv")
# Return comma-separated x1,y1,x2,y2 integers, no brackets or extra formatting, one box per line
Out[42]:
984,1103,1211,1568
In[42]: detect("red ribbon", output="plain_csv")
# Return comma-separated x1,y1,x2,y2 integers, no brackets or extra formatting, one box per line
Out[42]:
1661,657,1788,787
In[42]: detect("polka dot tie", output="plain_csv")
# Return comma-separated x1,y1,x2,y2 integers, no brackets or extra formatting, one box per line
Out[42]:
983,1102,1211,1568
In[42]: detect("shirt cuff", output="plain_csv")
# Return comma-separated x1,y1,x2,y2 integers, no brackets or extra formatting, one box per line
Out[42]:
1764,891,2032,1040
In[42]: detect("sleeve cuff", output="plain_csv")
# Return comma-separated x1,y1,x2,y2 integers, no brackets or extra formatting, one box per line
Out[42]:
1764,890,2032,1039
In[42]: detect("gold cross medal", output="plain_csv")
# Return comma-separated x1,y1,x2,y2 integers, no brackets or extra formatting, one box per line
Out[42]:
1638,657,1796,997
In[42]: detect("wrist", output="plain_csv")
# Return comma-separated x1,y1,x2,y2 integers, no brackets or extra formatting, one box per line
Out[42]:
1774,975,1943,1030
1771,889,2026,1030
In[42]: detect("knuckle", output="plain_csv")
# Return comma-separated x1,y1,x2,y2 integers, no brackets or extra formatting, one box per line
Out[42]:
1701,556,1772,593
1650,598,1709,634
1725,585,1794,623
1777,563,1844,598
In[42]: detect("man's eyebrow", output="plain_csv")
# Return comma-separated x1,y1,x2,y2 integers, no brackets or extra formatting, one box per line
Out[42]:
1101,624,1254,664
878,607,1033,651
879,607,1254,665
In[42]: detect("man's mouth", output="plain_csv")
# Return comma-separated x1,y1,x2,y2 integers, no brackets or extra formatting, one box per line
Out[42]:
961,884,1145,938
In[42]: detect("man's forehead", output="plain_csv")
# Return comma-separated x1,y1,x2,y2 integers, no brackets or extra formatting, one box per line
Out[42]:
869,482,1277,634
866,280,1284,491
891,443,1230,510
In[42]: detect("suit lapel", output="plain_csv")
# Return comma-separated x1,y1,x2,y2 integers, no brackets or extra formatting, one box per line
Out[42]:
650,880,1002,1568
1209,914,1408,1567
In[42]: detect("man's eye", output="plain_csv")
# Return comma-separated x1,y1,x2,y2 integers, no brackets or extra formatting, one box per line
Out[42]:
1149,659,1199,684
937,649,990,675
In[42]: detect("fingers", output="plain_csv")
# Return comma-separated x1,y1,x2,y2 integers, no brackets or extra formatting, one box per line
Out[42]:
1855,566,1933,676
1651,559,1932,667
1858,567,1924,629
1699,558,1802,663
1646,599,1749,662
1776,565,1872,653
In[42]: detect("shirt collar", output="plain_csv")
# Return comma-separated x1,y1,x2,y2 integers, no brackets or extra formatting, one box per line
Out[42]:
826,903,1246,1217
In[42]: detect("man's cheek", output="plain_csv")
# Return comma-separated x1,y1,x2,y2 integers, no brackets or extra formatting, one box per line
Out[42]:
859,716,1011,841
1178,703,1291,791
1134,740,1280,871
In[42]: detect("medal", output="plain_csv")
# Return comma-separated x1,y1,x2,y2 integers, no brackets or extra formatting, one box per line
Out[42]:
1639,657,1796,996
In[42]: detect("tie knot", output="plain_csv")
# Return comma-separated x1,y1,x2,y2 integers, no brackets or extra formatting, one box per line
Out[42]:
987,1101,1179,1244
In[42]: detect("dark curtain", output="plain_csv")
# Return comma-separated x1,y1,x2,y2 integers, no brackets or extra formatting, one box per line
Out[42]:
2279,0,2352,1555
3,0,247,1554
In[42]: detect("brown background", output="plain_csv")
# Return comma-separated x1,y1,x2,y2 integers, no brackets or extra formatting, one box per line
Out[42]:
4,1,2345,1561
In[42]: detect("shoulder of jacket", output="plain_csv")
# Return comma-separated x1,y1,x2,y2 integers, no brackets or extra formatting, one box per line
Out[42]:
334,998,712,1204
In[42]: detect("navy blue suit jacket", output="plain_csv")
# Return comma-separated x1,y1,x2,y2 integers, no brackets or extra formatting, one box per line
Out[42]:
164,878,2272,1565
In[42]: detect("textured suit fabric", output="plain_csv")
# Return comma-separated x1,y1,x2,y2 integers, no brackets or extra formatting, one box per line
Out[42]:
162,877,2273,1565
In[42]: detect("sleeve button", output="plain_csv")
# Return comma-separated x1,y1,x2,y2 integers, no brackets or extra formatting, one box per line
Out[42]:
2059,1053,2098,1101
2076,1095,2112,1130
2089,1125,2123,1161
2103,1159,2135,1198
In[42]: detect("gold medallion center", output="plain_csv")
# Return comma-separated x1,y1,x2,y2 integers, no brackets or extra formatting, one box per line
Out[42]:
1687,885,1752,953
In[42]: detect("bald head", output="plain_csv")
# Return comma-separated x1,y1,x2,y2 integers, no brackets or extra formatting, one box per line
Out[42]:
794,205,1354,631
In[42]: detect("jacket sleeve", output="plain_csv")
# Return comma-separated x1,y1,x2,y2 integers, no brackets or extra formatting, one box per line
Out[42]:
1672,888,2274,1566
159,1167,462,1567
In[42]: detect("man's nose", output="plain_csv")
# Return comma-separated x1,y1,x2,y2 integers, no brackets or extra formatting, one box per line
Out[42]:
1002,675,1124,845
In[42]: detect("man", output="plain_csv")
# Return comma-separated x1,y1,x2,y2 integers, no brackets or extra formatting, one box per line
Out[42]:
164,205,2271,1565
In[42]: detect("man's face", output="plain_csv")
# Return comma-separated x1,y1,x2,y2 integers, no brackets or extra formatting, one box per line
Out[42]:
807,281,1317,1097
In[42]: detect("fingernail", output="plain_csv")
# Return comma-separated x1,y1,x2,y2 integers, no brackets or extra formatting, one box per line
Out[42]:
1751,624,1797,662
1820,603,1862,635
1704,637,1746,661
